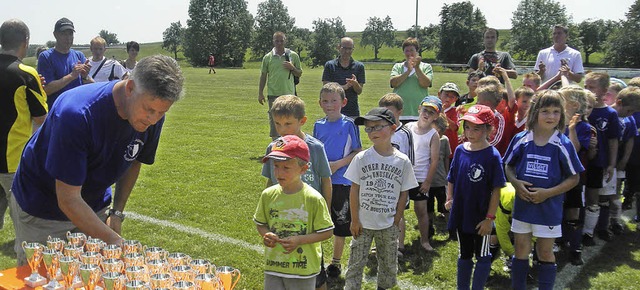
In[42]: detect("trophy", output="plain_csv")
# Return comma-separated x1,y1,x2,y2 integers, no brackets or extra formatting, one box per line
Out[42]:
81,251,103,266
102,244,123,259
102,258,125,274
102,272,125,290
143,246,168,262
22,241,47,287
150,273,173,289
171,281,195,290
123,252,145,268
79,263,102,290
124,280,147,290
216,266,240,290
63,244,83,259
85,237,107,253
47,236,66,252
171,265,194,283
194,274,222,290
167,253,191,267
66,232,87,248
147,259,170,276
43,248,64,290
125,265,148,283
122,240,143,255
59,256,82,289
189,259,213,275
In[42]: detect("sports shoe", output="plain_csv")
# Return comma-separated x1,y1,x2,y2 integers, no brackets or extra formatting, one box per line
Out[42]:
583,234,596,246
552,243,560,253
596,230,613,242
326,263,341,278
503,257,513,272
610,223,625,235
570,251,584,266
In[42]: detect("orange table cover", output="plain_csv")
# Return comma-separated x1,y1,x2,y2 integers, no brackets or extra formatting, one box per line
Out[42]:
0,265,47,290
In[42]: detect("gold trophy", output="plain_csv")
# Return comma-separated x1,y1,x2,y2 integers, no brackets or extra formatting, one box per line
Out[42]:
146,259,170,276
102,258,125,274
150,273,173,289
81,251,103,266
22,241,47,287
124,280,147,290
102,272,125,290
170,265,194,283
79,263,102,290
125,265,148,284
189,259,213,275
102,244,123,259
171,281,195,290
63,244,83,259
123,252,145,268
66,232,87,248
167,253,191,267
43,248,64,290
194,273,222,290
47,236,66,252
216,266,240,290
85,237,107,253
122,240,143,255
143,246,168,262
59,256,82,289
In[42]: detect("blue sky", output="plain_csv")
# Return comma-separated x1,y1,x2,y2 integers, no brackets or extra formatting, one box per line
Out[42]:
1,0,634,45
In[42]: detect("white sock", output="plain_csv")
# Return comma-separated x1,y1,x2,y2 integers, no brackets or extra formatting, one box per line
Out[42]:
583,206,600,235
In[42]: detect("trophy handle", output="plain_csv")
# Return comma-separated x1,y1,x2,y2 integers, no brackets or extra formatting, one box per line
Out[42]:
230,270,240,290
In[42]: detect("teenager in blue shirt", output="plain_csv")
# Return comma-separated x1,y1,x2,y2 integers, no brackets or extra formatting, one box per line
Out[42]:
504,90,584,290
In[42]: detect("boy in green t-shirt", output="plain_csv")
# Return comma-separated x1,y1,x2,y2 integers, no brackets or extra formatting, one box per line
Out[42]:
254,135,334,289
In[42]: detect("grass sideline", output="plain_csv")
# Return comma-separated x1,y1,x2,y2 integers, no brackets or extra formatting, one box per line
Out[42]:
1,64,639,289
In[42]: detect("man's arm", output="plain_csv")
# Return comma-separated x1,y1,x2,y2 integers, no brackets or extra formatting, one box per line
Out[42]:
390,63,410,88
108,160,142,234
258,72,267,105
56,180,123,245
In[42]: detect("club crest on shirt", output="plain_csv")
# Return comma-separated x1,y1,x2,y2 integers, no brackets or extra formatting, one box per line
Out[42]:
595,117,609,131
124,139,144,161
467,163,485,182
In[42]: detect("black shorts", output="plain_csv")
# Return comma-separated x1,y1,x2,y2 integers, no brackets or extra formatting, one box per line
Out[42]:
564,184,585,208
409,183,429,201
585,166,604,189
427,186,447,213
331,184,352,237
625,166,640,192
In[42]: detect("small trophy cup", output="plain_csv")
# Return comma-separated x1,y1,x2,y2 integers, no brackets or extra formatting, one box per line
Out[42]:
124,280,146,290
194,273,222,290
170,265,194,283
143,246,168,262
59,256,82,289
189,259,213,275
66,232,87,248
22,241,47,287
125,266,148,284
167,253,191,267
102,272,125,290
122,240,143,255
146,259,170,276
123,252,145,268
150,273,173,289
79,263,102,290
216,266,240,290
102,244,123,259
43,248,64,290
47,236,66,252
85,237,107,253
102,258,125,274
171,281,195,290
81,251,103,266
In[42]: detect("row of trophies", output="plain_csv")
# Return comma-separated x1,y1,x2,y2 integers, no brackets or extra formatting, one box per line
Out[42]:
22,232,241,290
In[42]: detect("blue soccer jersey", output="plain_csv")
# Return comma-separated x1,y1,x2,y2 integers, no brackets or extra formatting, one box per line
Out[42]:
503,130,584,226
619,116,639,162
588,106,621,168
12,81,164,220
37,48,87,108
313,115,362,185
447,145,506,234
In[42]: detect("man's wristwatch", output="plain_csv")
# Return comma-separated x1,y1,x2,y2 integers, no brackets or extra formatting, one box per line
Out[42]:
106,208,126,220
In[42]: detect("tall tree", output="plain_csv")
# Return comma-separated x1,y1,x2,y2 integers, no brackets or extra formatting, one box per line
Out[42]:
307,17,346,67
251,0,295,59
99,30,119,46
507,0,570,60
437,1,485,63
162,21,185,60
604,0,640,67
288,27,311,57
360,16,395,60
406,24,440,57
578,19,619,64
183,0,253,67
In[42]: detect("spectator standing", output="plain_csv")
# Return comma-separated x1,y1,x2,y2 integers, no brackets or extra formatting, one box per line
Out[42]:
534,25,584,83
322,37,365,118
390,38,433,123
467,28,517,81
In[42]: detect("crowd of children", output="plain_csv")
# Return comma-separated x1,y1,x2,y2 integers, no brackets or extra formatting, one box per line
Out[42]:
252,72,640,289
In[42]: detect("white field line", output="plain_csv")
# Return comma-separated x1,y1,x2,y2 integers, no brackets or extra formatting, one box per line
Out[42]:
127,211,429,289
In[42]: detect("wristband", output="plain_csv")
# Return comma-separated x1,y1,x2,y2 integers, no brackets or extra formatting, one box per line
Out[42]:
486,214,496,220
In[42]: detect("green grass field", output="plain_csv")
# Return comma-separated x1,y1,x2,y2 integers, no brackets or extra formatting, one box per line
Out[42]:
3,45,639,289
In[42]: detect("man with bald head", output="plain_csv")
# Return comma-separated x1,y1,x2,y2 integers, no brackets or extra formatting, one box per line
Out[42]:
322,37,366,117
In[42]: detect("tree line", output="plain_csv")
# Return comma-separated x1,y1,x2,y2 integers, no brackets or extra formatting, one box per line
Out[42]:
159,0,640,68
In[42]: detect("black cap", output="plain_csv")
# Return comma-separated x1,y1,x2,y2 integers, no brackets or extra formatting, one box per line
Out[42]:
354,107,396,126
54,18,75,32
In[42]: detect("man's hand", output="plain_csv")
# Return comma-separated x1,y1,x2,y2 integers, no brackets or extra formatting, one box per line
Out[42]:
404,57,415,71
282,61,295,71
279,236,300,254
80,60,92,78
478,56,486,72
537,61,546,75
106,216,123,234
258,94,265,105
262,232,279,248
345,74,358,89
71,61,85,78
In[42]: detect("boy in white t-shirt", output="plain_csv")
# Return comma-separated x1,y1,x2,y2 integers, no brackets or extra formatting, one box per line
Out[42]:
88,36,127,82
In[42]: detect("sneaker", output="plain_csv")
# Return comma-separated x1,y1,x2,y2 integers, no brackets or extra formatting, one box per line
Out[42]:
610,223,625,235
552,243,560,253
326,263,341,278
583,234,596,246
570,251,584,266
597,230,613,241
503,257,513,272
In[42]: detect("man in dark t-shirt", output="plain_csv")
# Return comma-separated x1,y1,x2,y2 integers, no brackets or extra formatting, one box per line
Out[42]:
322,37,365,117
468,28,517,82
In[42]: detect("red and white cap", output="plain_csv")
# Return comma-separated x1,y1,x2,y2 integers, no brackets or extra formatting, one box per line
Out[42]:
460,105,495,125
262,135,310,163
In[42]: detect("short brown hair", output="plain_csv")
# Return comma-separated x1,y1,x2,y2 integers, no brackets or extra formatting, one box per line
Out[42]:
271,95,306,120
402,37,420,51
477,84,503,107
617,87,640,112
526,90,566,130
478,75,501,88
90,36,106,47
585,72,610,90
0,19,29,51
523,73,541,86
628,77,640,88
515,86,535,101
320,82,345,100
378,93,404,110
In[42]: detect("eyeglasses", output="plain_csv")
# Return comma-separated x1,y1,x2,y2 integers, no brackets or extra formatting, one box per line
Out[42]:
364,124,391,133
340,46,354,51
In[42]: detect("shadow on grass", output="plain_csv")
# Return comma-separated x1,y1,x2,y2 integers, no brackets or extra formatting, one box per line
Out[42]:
0,239,16,259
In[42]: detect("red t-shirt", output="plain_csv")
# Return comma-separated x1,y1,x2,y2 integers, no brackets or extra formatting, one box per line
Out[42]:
444,106,458,158
493,103,518,156
208,55,215,66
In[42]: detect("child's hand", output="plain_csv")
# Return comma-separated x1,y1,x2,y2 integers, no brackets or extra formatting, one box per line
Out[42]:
476,219,493,236
444,199,453,211
279,236,300,254
350,220,363,238
493,65,506,77
527,187,550,204
263,232,279,248
512,179,534,202
568,114,580,130
419,182,431,196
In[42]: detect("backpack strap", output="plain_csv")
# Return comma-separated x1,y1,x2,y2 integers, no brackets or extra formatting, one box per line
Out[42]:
108,62,117,81
91,58,108,79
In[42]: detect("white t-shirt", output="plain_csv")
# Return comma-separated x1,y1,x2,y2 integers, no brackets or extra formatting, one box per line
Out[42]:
534,45,584,83
88,57,128,82
391,123,414,165
407,123,437,180
344,147,418,230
